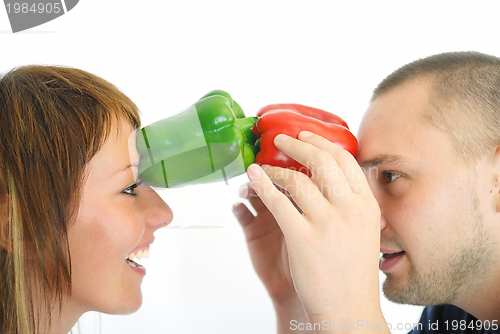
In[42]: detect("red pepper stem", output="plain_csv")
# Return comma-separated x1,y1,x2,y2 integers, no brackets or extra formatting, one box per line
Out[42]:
234,116,259,134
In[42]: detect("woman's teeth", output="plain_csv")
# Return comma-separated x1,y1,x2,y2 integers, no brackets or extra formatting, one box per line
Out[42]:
125,249,151,268
127,249,150,261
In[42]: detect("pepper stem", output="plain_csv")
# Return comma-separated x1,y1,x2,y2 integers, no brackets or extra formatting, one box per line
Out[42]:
254,138,261,150
234,116,259,133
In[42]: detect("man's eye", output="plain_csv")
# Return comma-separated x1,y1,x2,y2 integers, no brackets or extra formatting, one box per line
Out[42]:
383,171,401,184
122,181,143,197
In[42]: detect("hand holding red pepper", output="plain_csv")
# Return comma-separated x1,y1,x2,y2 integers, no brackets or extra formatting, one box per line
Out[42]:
234,104,365,330
253,104,357,176
244,133,384,327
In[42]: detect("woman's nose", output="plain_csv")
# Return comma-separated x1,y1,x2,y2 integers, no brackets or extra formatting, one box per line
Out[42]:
373,194,387,231
143,189,174,229
380,214,387,232
363,176,386,232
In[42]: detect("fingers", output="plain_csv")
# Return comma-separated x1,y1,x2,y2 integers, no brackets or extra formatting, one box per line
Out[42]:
239,183,268,213
246,164,307,240
240,181,305,215
276,185,304,214
243,131,371,234
232,202,255,228
260,165,331,222
297,131,370,195
272,133,353,203
232,183,285,243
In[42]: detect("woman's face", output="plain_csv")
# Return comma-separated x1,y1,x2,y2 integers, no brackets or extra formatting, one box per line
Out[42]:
67,116,173,315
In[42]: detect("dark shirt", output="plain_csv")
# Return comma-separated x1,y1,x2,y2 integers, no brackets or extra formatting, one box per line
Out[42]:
409,305,498,334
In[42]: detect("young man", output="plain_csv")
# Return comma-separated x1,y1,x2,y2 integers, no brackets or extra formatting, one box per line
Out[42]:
233,51,500,333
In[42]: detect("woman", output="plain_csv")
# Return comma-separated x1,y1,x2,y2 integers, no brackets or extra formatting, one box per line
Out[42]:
0,66,173,334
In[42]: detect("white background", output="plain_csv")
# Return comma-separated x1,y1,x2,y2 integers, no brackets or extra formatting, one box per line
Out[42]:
2,1,500,333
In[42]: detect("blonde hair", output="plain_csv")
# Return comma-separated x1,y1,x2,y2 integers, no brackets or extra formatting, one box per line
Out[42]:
0,66,141,334
372,51,500,163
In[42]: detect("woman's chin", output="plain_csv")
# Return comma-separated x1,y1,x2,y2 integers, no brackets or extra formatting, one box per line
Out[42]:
106,294,143,315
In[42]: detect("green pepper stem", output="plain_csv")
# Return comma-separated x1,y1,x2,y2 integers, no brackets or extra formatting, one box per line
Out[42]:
254,138,261,150
234,116,259,134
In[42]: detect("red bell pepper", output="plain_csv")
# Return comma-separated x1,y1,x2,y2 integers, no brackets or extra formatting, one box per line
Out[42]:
252,104,357,176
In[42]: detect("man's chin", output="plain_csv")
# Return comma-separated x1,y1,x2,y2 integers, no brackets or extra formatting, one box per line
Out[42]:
382,274,450,306
382,273,423,305
382,275,413,305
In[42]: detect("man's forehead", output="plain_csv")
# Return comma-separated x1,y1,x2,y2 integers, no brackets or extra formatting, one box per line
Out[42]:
362,79,432,125
356,79,437,165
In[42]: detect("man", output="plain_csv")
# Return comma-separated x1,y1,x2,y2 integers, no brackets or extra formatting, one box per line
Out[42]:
233,51,500,333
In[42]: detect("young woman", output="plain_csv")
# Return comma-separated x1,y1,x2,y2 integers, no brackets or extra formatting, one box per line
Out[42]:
0,66,173,334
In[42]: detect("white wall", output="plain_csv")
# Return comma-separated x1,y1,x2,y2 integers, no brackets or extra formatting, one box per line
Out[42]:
2,1,499,333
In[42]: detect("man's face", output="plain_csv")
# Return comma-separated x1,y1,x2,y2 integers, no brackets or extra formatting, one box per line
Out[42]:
356,78,495,306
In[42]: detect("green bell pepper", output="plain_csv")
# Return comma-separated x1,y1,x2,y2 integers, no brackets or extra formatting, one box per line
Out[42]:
136,90,258,188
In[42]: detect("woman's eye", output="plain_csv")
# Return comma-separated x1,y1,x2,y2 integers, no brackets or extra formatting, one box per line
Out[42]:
122,181,143,197
383,171,401,184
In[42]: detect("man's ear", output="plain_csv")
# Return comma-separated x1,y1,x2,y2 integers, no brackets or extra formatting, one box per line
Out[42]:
0,194,12,252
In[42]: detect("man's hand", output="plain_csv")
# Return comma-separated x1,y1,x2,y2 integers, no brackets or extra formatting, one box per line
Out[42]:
245,131,385,331
233,185,313,333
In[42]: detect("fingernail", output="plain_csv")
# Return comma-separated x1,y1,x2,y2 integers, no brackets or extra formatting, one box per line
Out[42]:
232,203,245,216
299,131,313,139
238,184,249,198
275,134,290,143
247,164,262,178
261,164,271,170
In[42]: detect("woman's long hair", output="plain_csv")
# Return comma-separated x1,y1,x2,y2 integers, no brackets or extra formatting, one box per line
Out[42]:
0,66,141,334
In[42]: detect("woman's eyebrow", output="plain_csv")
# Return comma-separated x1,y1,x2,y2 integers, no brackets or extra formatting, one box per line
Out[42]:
114,163,139,175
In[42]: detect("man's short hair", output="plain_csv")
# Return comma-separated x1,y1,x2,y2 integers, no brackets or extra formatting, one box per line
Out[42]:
372,51,500,163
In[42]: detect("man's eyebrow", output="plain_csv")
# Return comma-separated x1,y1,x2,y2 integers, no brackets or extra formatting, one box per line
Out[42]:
361,154,404,168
